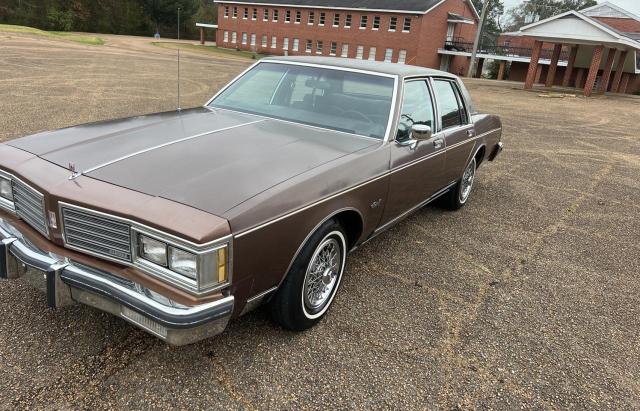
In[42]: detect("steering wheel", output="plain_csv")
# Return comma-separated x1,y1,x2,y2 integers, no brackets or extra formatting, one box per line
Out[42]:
343,110,374,124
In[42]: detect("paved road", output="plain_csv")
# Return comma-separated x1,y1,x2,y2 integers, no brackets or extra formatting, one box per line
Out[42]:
1,33,639,409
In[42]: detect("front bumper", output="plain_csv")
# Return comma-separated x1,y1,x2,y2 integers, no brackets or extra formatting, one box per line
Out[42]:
0,217,233,346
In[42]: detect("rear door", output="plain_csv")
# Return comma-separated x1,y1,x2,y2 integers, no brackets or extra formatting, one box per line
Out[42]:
431,78,476,183
379,78,447,226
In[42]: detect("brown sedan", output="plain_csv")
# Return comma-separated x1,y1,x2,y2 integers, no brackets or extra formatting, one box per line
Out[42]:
0,57,502,345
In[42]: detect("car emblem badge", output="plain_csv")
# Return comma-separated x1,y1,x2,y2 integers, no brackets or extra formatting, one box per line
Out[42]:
68,162,81,180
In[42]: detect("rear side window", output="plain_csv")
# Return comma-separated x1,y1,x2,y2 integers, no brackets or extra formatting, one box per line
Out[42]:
432,79,468,130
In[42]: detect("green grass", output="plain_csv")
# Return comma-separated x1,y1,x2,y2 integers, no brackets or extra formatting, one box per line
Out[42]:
152,42,263,59
0,24,104,45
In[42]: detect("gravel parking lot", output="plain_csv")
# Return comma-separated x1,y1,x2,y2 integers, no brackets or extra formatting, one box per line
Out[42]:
1,32,639,410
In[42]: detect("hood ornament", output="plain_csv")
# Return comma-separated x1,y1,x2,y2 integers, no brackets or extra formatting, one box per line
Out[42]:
68,162,82,180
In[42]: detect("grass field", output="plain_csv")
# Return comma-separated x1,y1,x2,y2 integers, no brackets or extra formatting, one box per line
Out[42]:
0,24,104,45
152,41,262,59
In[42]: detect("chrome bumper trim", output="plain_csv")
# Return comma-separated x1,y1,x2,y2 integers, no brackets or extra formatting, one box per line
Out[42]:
489,141,504,161
0,217,233,345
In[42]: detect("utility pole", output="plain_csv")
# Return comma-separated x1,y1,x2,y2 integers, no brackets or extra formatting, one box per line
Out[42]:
177,7,182,111
467,0,491,78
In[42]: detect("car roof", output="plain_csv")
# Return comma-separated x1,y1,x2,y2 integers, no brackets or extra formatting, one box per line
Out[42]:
260,56,459,80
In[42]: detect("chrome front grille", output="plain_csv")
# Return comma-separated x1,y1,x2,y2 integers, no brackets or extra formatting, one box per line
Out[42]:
12,179,48,236
61,206,133,262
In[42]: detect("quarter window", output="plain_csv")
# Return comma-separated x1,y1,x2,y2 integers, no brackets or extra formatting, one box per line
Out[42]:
389,16,397,31
373,16,380,29
403,17,411,32
360,15,368,29
432,80,468,129
345,14,352,28
397,80,434,142
333,13,340,26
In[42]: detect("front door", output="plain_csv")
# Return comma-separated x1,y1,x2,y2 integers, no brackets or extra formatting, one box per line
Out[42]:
379,79,447,227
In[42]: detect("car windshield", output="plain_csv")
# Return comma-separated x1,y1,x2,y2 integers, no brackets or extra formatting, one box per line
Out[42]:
209,62,395,139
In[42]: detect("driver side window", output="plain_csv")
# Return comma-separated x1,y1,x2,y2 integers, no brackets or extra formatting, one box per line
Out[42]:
396,80,434,142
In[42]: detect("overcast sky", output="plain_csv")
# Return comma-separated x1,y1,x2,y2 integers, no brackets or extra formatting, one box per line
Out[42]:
501,0,640,16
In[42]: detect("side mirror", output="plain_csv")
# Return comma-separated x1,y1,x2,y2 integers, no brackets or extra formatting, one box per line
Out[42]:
411,124,432,141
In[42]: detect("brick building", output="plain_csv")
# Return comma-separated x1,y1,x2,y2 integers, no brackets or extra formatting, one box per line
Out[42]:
213,0,479,74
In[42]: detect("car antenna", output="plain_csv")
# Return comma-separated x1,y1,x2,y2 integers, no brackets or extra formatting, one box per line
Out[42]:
177,6,182,112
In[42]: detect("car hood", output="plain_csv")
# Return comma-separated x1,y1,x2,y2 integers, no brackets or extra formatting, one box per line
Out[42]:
9,108,379,215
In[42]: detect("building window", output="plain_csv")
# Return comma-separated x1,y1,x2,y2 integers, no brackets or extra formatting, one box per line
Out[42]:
296,10,301,23
360,15,368,29
231,31,237,43
316,40,323,54
263,9,268,21
252,8,257,20
308,11,315,25
389,16,397,31
306,39,312,53
242,32,247,44
283,37,289,50
403,17,411,32
223,31,229,42
232,6,237,18
373,16,380,30
341,43,349,57
224,6,229,18
271,36,277,48
330,42,337,55
345,14,352,28
368,46,376,60
243,8,248,19
250,33,256,46
273,9,279,21
384,48,393,62
285,10,291,23
398,49,407,64
333,13,340,27
293,38,299,51
261,35,267,47
319,12,326,26
356,45,364,59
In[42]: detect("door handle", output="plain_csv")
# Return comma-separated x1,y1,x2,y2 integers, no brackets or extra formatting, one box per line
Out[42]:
433,138,444,149
467,129,475,138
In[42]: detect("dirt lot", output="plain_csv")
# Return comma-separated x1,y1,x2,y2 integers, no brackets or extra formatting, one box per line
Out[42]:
1,33,639,410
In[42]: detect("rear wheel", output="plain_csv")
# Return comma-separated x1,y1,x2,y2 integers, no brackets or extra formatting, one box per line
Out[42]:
441,157,476,211
269,220,347,331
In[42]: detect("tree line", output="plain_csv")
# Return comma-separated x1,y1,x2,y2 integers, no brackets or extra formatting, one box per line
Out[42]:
0,0,216,40
0,0,597,42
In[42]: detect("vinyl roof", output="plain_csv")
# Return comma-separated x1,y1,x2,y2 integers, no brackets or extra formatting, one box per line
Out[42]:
214,0,445,14
260,56,458,78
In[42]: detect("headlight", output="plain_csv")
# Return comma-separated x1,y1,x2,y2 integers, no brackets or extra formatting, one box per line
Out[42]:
0,177,12,201
135,231,230,293
169,246,197,280
138,235,167,266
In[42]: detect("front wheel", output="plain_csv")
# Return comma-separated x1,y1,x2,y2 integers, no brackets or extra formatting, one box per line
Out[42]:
269,220,347,331
440,157,476,211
